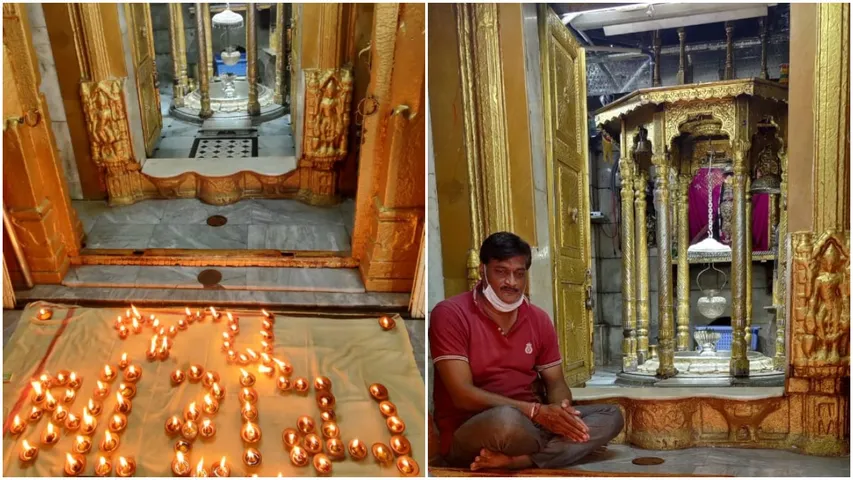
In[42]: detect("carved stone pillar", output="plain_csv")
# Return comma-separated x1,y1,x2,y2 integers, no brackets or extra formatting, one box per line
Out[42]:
652,113,677,378
169,4,188,107
730,138,751,377
619,128,637,372
653,30,662,87
204,6,213,79
195,3,213,118
246,4,260,116
3,4,82,283
634,170,650,364
773,151,788,371
724,22,735,80
274,3,287,105
676,174,691,351
676,28,686,85
745,179,754,349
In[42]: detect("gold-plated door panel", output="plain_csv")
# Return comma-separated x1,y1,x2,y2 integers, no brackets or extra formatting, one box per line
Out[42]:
125,3,161,157
540,5,594,386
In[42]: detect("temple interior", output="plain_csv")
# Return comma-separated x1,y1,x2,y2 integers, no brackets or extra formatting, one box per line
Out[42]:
428,2,848,476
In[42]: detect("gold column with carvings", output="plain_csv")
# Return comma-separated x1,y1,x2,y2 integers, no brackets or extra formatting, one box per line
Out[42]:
634,170,650,363
274,3,286,105
195,3,213,118
744,179,754,349
676,174,691,351
204,6,213,80
246,4,260,116
3,4,83,284
652,112,677,378
619,122,638,372
724,22,735,80
169,4,188,107
773,150,789,370
729,129,751,377
676,28,686,85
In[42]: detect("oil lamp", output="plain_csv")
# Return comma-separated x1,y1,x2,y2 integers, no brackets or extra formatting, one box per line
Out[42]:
316,392,336,411
261,309,274,321
152,318,161,330
109,413,128,433
320,410,336,422
194,310,203,322
166,415,184,436
146,338,158,361
119,325,129,339
181,420,199,441
242,448,261,468
211,456,230,477
203,394,219,415
275,376,291,392
260,340,273,353
239,387,258,404
18,439,38,463
209,306,221,321
200,419,216,439
261,319,273,331
178,318,188,330
273,358,292,376
379,400,397,417
241,401,258,422
313,454,333,475
226,311,237,323
43,391,58,411
40,421,60,445
390,435,412,455
171,369,187,385
236,353,250,365
260,331,274,343
221,340,232,352
240,421,261,443
168,326,178,337
115,392,132,414
228,323,240,336
193,458,208,477
63,388,76,404
132,318,142,334
30,381,45,404
386,415,406,434
245,348,258,362
81,409,97,435
118,353,131,370
239,369,255,387
116,456,136,477
314,376,332,392
188,365,204,382
184,402,201,422
68,371,82,390
289,446,309,467
158,337,170,360
396,455,420,476
119,383,137,399
294,377,309,393
73,434,92,454
93,380,110,399
369,383,389,401
124,364,142,383
296,415,315,434
348,439,368,460
184,307,194,321
52,405,68,424
9,415,25,435
326,438,345,459
258,365,274,377
378,315,396,330
95,456,112,477
281,428,300,450
221,332,233,343
372,442,393,464
64,453,85,476
56,370,71,385
303,433,323,454
115,315,125,330
130,305,141,320
27,405,44,423
321,421,340,439
65,412,81,431
175,440,192,454
100,430,120,453
37,307,53,320
203,372,220,388
260,353,273,367
88,398,103,416
38,372,54,387
210,383,225,401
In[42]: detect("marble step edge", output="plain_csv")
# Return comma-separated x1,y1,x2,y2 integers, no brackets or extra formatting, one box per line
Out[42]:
16,285,409,312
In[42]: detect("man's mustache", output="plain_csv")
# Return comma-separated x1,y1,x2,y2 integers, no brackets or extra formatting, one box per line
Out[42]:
500,286,520,293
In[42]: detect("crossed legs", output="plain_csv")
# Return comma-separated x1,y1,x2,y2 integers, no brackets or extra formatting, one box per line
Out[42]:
447,404,624,470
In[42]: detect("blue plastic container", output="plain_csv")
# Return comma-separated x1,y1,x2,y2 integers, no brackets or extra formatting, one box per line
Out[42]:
700,326,760,351
215,52,247,76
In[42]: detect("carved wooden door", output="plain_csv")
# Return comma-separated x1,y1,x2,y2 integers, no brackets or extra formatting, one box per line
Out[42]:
126,3,161,157
538,5,594,387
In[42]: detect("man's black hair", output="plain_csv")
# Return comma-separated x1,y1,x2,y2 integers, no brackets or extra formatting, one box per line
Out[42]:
479,232,532,269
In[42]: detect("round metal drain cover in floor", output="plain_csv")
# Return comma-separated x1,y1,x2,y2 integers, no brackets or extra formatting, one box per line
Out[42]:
197,269,223,287
207,215,228,227
632,457,665,466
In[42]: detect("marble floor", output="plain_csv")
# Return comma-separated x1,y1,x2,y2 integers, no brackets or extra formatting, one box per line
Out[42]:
152,115,294,159
74,198,355,251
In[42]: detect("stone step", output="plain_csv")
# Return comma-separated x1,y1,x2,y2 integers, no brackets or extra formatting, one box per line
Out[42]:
62,265,365,293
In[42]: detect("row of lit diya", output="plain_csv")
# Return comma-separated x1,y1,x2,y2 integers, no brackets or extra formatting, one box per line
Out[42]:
11,360,143,476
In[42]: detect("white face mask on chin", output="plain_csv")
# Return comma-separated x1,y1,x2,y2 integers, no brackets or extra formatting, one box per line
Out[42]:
482,280,524,313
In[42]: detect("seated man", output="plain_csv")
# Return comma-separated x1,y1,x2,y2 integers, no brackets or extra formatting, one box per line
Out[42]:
430,232,624,471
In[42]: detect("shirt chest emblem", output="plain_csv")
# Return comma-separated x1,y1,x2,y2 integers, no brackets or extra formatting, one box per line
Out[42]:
524,342,533,355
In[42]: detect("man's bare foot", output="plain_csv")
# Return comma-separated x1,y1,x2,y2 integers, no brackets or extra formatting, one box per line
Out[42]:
470,449,533,471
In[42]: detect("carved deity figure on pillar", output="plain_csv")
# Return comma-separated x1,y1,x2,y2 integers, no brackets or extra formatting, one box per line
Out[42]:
303,68,353,162
81,80,131,164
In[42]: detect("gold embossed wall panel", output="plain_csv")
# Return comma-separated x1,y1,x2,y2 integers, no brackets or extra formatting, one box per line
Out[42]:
125,3,162,157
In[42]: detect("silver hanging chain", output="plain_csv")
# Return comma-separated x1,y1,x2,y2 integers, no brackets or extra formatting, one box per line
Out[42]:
706,140,715,239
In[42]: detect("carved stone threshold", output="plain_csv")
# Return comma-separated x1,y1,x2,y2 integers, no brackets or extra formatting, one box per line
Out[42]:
74,253,357,268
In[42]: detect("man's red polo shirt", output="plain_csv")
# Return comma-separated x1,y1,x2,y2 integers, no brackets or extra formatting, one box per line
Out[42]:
429,287,562,456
